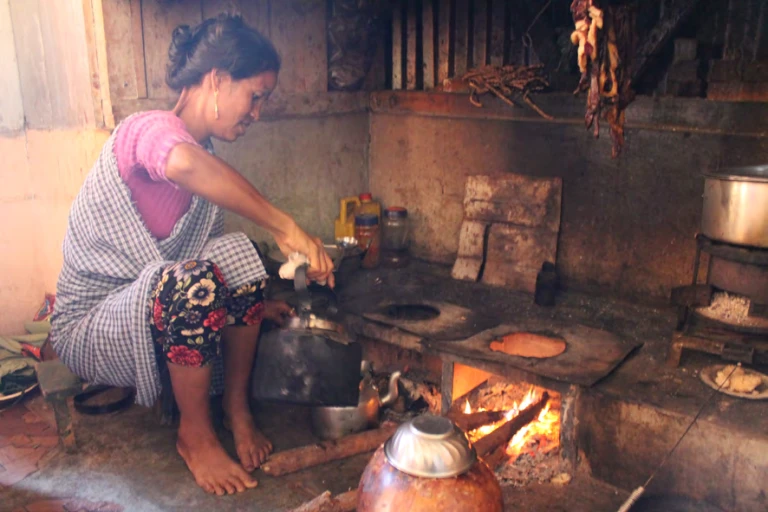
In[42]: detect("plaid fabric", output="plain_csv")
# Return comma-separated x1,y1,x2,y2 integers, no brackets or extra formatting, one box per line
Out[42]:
50,123,267,407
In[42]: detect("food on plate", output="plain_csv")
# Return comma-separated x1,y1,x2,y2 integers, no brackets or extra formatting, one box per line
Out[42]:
714,365,763,394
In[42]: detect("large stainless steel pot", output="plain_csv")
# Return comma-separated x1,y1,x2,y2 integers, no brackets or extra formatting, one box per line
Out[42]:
701,165,768,248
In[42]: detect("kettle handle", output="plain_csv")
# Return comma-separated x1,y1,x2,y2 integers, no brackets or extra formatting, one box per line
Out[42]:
379,371,401,407
294,264,312,318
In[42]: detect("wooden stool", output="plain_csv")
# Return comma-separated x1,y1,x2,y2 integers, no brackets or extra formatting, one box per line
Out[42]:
35,360,82,453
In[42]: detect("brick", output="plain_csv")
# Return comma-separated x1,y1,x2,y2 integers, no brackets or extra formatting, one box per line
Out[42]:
463,174,563,230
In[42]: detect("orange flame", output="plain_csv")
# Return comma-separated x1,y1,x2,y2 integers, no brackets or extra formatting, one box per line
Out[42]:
462,386,560,461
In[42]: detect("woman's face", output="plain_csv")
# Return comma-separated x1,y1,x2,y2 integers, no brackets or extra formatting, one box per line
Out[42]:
213,70,278,141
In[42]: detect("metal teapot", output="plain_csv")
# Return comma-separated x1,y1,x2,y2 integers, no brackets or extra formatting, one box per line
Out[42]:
311,362,401,440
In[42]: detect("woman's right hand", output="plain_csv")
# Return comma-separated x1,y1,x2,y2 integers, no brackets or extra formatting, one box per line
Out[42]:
275,222,335,288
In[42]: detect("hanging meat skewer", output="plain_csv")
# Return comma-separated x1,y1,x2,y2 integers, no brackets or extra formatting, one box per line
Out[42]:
570,0,636,158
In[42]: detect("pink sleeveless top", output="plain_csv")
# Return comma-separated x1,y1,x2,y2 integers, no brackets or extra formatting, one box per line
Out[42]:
114,111,201,239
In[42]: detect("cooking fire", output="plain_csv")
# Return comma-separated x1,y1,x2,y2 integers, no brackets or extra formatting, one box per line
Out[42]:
452,382,567,487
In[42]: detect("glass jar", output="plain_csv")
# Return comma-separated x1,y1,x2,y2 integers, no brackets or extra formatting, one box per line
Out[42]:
355,213,380,251
382,207,410,268
382,207,409,251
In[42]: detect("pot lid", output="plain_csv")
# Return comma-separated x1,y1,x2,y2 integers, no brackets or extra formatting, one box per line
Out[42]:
384,415,477,478
703,164,768,183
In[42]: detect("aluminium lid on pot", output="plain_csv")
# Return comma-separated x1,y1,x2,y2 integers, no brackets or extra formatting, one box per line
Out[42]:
703,164,768,183
383,415,477,478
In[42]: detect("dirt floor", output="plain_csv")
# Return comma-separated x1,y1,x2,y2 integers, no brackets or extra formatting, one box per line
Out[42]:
0,393,630,512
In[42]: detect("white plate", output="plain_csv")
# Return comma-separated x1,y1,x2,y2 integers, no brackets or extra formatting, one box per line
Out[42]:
699,365,768,400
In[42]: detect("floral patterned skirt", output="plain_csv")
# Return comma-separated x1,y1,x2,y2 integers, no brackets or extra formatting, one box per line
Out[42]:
149,259,265,367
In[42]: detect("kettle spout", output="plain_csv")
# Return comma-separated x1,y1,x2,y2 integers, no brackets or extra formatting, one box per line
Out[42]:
379,371,401,407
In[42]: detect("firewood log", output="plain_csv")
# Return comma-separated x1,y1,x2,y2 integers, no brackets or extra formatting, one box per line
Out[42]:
448,409,507,432
473,392,549,458
262,424,397,477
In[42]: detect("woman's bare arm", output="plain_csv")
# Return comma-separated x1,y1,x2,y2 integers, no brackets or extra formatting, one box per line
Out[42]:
166,142,334,285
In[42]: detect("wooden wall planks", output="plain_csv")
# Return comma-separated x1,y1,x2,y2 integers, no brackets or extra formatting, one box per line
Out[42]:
423,0,436,89
453,0,470,77
141,0,203,99
269,0,327,94
0,0,24,131
9,0,100,128
473,0,488,69
392,1,403,90
102,0,146,101
393,0,513,91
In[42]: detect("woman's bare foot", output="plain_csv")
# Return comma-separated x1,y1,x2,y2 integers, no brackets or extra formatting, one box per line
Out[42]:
177,425,258,496
223,408,273,472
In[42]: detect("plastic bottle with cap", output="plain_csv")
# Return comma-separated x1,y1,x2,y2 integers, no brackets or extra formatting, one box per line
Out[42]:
356,193,381,223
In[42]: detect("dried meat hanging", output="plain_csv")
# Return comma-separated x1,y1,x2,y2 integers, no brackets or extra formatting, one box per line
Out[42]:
570,0,636,158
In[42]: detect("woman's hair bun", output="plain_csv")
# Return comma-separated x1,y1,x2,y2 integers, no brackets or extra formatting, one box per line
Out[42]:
165,14,280,92
167,25,194,88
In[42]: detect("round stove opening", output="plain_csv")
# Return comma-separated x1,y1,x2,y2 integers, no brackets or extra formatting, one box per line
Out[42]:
490,332,567,358
384,304,441,321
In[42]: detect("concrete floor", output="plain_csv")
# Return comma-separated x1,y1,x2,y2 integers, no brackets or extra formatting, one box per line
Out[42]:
1,392,633,512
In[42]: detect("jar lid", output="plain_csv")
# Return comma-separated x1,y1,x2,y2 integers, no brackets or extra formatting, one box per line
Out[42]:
359,192,373,201
355,213,379,226
385,207,408,219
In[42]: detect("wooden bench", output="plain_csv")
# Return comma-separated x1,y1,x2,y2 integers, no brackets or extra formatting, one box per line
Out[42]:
35,360,82,453
35,359,177,453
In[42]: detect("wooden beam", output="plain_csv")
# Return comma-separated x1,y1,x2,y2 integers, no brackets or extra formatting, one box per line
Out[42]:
437,0,451,84
423,0,435,89
392,0,403,89
473,0,488,69
632,0,702,82
454,0,470,76
489,0,505,66
406,0,417,89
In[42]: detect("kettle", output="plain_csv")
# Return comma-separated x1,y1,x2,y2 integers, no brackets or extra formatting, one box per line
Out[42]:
311,362,401,440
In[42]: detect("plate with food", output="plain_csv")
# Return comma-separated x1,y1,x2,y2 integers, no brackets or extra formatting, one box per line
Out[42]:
699,364,768,399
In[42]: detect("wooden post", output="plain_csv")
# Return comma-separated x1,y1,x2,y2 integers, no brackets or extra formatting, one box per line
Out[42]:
454,0,470,76
490,0,505,66
422,0,435,89
441,360,454,415
392,0,403,89
406,0,417,89
437,0,451,84
473,0,488,69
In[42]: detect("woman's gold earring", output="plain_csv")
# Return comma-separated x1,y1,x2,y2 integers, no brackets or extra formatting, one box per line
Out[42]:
214,89,219,120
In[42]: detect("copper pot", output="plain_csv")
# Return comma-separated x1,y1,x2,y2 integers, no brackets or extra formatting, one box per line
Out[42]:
358,447,503,512
357,415,503,512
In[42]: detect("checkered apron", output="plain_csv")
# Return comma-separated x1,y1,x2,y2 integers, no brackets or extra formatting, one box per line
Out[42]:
50,128,267,407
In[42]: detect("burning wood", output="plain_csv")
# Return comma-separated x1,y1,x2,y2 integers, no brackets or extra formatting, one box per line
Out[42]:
262,424,397,477
474,392,550,458
448,409,507,432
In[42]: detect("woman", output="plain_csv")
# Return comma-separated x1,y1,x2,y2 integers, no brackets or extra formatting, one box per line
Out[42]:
50,15,334,496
